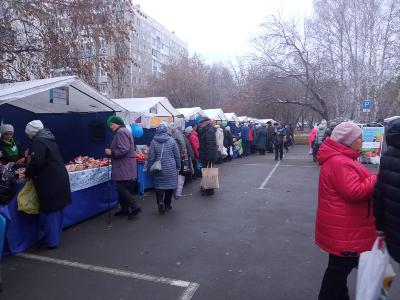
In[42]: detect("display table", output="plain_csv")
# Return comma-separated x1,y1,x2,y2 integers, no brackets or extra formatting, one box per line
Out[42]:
0,167,117,255
136,162,154,194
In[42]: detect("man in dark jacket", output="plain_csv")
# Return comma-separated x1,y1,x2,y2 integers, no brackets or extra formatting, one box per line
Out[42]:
374,118,400,263
105,116,141,220
198,117,217,196
25,120,71,249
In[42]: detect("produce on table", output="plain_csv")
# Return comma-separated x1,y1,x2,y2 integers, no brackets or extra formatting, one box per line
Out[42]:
135,151,147,163
65,156,110,172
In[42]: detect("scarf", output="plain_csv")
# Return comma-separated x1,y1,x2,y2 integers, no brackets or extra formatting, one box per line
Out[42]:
2,139,19,158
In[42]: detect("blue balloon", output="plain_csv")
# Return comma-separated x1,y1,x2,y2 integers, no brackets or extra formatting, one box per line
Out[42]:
195,116,201,125
131,124,143,138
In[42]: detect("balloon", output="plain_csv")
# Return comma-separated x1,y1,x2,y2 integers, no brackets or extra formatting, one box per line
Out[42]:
194,115,202,125
131,124,143,138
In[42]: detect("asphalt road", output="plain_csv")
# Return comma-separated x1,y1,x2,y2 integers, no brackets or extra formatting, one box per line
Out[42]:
2,145,399,300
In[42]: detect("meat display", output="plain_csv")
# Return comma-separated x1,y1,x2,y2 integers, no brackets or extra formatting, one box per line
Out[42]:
15,168,26,180
65,156,110,173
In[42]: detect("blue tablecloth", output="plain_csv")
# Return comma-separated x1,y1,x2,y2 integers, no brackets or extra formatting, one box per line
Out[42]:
0,181,117,255
137,162,154,194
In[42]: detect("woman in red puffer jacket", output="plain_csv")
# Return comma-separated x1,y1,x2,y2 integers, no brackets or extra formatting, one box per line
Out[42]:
316,122,377,300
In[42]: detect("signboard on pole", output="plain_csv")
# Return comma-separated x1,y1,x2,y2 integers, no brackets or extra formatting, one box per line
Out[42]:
361,126,385,164
362,99,372,113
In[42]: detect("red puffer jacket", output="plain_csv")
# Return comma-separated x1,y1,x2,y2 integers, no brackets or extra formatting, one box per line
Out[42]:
316,138,377,256
188,131,200,159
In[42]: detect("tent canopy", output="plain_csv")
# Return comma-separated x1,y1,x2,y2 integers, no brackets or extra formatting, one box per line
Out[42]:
238,116,248,122
225,113,240,123
203,108,227,121
257,119,275,124
0,76,122,113
177,107,205,119
112,97,180,126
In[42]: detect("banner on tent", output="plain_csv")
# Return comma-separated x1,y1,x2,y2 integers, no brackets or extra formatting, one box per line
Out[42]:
68,166,111,192
49,86,69,105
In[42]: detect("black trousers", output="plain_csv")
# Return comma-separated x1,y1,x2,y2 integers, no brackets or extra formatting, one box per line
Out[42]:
155,189,174,207
318,254,359,300
274,142,284,160
116,180,139,212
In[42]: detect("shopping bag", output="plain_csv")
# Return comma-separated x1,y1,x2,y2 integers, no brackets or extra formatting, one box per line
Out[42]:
175,174,185,197
17,180,40,214
221,147,228,157
201,164,219,189
356,238,396,300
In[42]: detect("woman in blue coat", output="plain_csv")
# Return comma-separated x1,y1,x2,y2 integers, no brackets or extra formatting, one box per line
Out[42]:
148,124,181,214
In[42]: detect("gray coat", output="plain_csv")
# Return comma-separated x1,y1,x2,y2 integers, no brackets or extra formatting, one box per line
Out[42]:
172,129,188,160
148,133,181,189
110,127,137,181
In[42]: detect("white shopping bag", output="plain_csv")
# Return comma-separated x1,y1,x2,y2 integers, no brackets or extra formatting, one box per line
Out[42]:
356,238,396,300
175,174,185,197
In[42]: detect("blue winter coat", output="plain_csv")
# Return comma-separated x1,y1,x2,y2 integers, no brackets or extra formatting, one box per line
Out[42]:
148,133,181,189
241,125,249,141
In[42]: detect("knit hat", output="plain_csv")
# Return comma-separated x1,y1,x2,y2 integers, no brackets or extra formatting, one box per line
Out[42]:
156,123,168,135
0,124,14,135
200,117,210,124
331,122,362,147
106,115,125,127
25,120,44,136
185,126,193,134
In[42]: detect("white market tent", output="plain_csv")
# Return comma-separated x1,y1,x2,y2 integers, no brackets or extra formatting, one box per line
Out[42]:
0,76,122,113
225,113,240,123
238,116,248,123
258,119,275,124
384,116,400,123
112,97,179,123
177,107,205,120
203,108,228,121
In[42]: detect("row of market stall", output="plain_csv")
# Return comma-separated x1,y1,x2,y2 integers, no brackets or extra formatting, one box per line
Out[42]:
0,76,268,256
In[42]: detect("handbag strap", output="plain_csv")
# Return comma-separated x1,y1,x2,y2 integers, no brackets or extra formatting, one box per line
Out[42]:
160,143,165,160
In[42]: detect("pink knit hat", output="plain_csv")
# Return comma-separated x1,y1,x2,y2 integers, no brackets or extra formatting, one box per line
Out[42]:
331,122,362,146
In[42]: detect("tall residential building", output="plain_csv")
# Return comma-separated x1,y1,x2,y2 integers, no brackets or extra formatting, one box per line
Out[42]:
107,4,188,98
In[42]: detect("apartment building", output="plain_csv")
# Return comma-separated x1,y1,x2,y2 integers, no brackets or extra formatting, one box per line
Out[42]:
106,4,188,98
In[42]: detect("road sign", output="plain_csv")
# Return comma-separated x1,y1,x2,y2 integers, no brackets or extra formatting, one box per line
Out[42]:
362,100,372,109
362,100,372,113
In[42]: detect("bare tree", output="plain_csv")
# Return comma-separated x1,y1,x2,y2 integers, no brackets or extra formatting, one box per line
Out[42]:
0,0,134,90
253,15,331,121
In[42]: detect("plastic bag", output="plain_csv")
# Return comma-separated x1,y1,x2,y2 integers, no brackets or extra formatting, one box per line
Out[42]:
356,238,396,300
175,175,185,197
17,180,40,214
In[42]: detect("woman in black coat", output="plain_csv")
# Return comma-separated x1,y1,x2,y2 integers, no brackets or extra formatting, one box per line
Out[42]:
198,118,218,196
374,118,400,263
25,120,71,249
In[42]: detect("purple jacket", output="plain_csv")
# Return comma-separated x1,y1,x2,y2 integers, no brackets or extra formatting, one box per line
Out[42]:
110,127,137,181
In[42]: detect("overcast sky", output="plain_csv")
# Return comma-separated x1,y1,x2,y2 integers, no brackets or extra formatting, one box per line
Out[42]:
136,0,314,64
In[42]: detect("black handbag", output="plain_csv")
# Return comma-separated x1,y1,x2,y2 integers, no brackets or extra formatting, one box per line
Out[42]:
0,164,18,205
